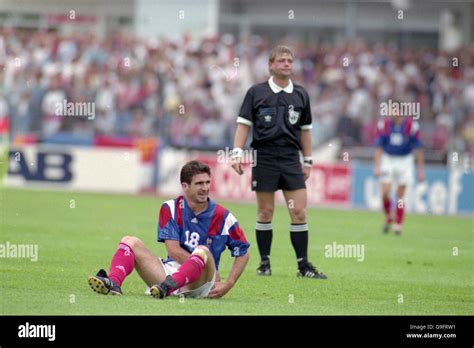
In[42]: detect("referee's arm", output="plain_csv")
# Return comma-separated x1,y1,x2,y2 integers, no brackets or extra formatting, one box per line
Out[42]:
233,123,250,150
301,129,312,180
232,88,253,175
231,123,250,175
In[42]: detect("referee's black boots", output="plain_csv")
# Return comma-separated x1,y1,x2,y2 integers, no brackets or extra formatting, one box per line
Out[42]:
256,260,272,276
297,262,327,279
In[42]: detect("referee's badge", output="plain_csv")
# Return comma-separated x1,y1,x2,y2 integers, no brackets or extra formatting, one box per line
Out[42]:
288,105,300,125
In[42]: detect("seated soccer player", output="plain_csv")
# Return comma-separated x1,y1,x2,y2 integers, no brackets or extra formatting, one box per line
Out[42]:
88,160,250,299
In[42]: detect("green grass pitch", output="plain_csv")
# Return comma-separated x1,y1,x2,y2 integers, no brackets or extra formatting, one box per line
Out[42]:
1,188,472,315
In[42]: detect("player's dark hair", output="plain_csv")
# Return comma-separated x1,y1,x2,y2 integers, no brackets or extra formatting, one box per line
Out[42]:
268,45,294,62
180,160,211,184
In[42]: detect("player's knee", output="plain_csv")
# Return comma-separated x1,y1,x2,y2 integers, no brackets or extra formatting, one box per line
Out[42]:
120,235,142,249
192,246,209,264
195,245,209,252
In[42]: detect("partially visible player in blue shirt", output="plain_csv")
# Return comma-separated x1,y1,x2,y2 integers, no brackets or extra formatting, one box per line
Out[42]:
88,160,249,300
374,115,425,235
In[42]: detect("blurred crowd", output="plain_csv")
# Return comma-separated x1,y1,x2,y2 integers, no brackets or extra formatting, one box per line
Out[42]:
1,28,473,157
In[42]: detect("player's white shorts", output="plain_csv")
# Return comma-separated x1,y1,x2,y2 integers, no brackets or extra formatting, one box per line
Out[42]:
380,153,415,186
145,259,216,298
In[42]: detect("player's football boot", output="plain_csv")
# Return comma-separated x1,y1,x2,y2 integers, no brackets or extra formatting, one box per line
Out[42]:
297,262,327,279
88,269,123,295
256,260,272,276
150,275,178,299
383,217,392,234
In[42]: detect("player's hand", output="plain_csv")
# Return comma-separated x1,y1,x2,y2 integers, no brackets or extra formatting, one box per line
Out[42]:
208,281,232,299
302,165,311,181
417,170,425,182
231,162,244,175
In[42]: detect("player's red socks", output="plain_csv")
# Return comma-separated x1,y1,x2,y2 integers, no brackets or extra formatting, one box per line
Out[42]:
169,254,206,293
396,205,404,225
108,243,135,286
383,196,392,223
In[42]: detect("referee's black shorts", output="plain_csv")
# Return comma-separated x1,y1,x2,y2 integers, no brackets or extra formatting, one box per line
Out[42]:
251,147,306,192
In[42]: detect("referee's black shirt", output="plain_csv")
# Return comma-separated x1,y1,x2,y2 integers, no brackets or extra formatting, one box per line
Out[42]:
237,77,313,152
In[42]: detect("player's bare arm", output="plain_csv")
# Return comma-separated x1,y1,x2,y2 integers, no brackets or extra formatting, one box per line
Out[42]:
209,252,249,299
415,148,425,182
164,240,191,264
231,123,251,175
374,147,383,176
301,129,313,181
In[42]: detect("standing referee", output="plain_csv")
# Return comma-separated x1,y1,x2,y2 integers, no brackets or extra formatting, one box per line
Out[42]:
231,45,326,279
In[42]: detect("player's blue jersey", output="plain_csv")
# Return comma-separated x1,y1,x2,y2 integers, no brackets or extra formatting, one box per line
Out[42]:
375,118,422,155
157,195,249,270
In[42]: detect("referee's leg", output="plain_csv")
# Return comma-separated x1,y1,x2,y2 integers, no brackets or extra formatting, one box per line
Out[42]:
255,191,275,275
283,188,308,263
283,189,327,278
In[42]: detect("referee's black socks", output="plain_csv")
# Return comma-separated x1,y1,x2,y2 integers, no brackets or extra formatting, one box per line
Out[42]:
256,221,273,264
290,223,309,267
